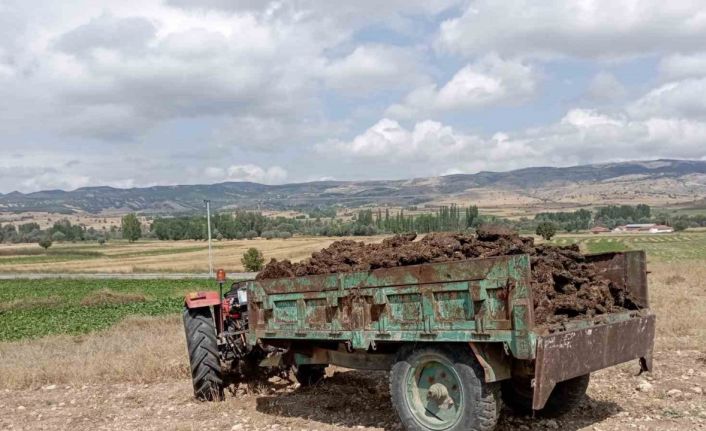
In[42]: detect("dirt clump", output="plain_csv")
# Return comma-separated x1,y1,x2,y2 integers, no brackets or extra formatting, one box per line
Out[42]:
257,229,638,325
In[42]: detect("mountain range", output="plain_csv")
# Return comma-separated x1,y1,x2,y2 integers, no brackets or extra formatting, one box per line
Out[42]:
1,159,705,215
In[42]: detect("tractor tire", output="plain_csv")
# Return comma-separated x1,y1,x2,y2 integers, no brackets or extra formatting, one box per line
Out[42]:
294,364,327,387
390,344,500,431
183,307,224,401
501,373,590,417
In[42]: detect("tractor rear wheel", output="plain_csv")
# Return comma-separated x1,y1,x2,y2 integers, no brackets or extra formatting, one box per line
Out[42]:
183,307,224,401
501,374,590,417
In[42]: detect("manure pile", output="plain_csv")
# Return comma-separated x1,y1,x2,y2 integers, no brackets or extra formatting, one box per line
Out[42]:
257,227,639,325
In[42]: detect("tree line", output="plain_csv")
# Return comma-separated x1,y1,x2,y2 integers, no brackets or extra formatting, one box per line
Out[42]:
148,205,483,240
3,203,706,247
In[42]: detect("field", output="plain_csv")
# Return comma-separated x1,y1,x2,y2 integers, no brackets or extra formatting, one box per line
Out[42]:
0,236,383,274
0,232,704,430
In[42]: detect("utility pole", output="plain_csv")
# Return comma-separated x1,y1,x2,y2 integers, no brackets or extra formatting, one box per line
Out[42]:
204,199,213,277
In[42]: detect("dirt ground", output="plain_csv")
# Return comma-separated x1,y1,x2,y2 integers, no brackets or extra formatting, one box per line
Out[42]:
0,349,703,431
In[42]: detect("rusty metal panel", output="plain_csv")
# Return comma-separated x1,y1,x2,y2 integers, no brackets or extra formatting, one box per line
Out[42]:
586,251,648,307
247,254,533,349
532,313,655,410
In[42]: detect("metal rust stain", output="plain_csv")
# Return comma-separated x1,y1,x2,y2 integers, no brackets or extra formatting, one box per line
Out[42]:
532,313,656,410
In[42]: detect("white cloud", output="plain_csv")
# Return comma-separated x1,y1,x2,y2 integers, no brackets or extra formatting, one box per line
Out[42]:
438,0,706,59
387,55,537,119
585,72,627,103
322,107,706,175
659,53,706,80
628,78,706,120
317,118,482,161
322,44,426,95
204,164,288,184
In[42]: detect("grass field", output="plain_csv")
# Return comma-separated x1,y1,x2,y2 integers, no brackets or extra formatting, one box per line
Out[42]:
551,231,706,260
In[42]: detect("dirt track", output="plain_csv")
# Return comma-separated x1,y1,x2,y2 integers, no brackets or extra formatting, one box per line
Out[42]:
1,350,703,431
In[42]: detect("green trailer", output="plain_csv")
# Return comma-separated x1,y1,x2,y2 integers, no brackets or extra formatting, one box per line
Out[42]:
183,250,655,431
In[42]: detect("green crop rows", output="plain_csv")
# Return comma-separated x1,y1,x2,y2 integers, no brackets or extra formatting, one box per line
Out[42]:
551,232,706,260
0,279,215,341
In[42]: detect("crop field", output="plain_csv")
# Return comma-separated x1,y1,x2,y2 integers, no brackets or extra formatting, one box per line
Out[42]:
0,235,383,274
0,279,212,341
552,231,706,260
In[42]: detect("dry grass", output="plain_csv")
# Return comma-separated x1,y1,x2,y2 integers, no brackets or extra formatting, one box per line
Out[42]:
0,236,384,273
79,288,146,306
0,295,63,311
0,315,189,389
648,260,706,350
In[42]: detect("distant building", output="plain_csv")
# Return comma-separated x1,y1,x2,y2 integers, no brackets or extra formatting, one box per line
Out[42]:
590,226,611,234
649,224,674,233
613,223,673,233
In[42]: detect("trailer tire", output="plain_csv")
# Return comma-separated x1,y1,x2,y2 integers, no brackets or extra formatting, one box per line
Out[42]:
294,364,326,387
183,307,224,401
501,374,590,417
390,345,499,431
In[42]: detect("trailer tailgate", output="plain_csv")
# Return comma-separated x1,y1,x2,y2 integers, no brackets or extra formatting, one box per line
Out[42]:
533,313,655,410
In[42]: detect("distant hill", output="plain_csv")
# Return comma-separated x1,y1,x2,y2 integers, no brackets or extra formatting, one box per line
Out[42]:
1,159,705,215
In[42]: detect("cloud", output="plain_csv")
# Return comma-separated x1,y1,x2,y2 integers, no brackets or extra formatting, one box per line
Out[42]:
318,118,484,161
204,164,287,184
322,107,706,175
322,44,426,95
54,14,156,58
387,55,537,119
438,0,706,59
585,72,627,103
659,53,706,80
628,78,706,120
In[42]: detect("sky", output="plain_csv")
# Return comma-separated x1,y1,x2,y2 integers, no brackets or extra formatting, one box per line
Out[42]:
2,0,706,193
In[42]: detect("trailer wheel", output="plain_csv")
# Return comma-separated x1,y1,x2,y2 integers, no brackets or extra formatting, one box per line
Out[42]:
294,364,326,387
183,307,224,401
390,345,499,431
501,374,590,417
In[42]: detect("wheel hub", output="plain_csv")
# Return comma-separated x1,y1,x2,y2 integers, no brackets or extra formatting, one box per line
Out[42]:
405,356,463,430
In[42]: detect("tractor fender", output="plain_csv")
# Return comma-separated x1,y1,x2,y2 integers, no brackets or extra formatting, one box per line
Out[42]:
184,291,221,309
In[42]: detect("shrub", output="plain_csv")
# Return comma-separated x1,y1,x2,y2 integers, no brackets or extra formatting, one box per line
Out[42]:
241,248,265,271
536,222,557,240
261,230,277,240
38,238,52,250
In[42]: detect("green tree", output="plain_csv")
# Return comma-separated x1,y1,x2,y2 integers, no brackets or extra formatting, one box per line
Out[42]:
121,213,142,242
536,222,557,240
673,220,688,232
52,231,66,242
241,248,265,271
38,237,52,250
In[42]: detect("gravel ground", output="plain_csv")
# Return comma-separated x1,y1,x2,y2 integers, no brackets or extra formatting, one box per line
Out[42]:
1,349,703,431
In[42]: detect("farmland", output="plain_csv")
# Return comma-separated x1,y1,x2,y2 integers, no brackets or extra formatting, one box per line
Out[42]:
0,232,704,430
0,236,383,274
0,279,212,341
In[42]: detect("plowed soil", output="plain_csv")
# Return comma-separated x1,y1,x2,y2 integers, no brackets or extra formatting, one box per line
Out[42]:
257,227,638,325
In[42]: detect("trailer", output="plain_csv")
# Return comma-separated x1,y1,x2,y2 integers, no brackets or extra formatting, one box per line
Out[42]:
183,250,655,431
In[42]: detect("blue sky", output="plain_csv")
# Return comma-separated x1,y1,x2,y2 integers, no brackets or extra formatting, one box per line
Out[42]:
1,0,706,192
